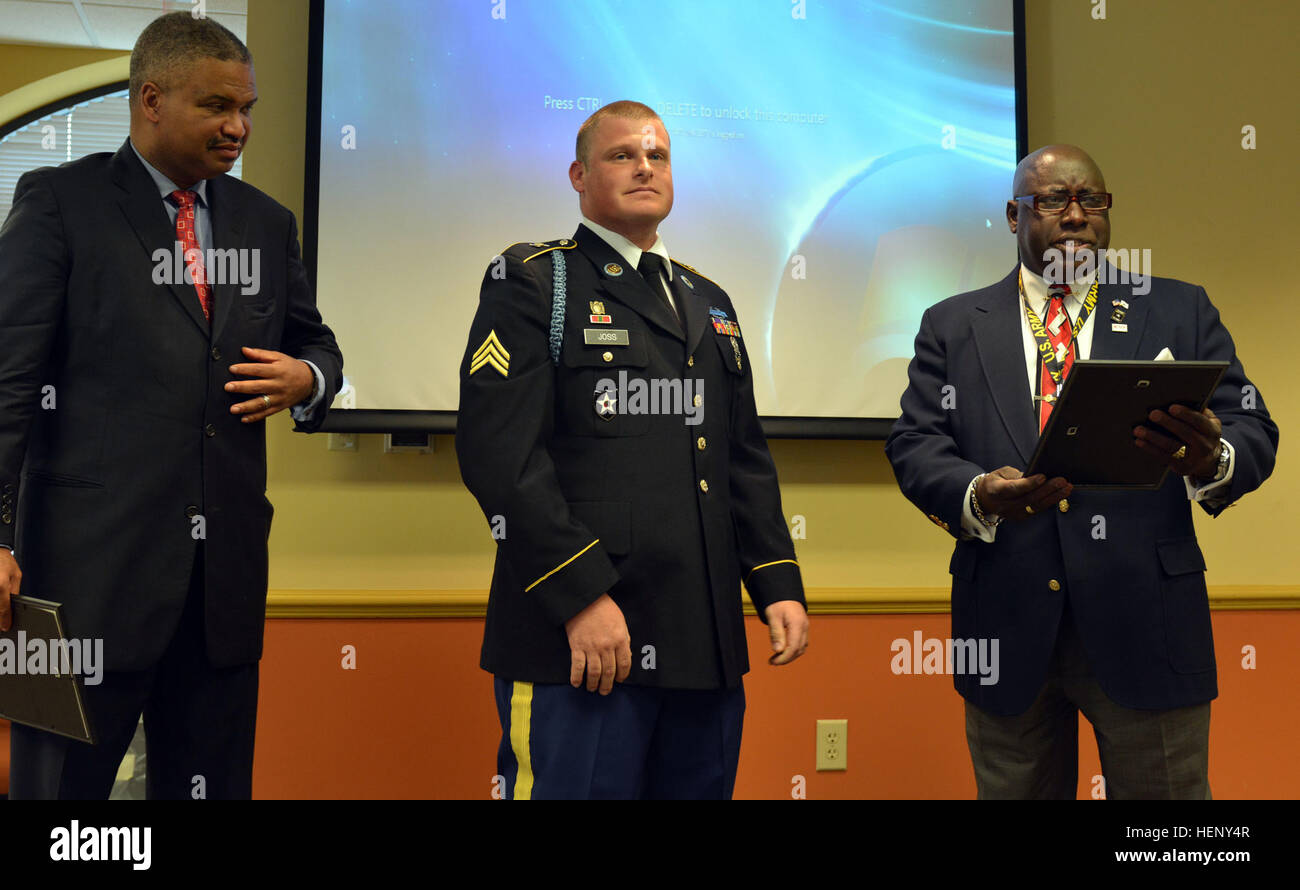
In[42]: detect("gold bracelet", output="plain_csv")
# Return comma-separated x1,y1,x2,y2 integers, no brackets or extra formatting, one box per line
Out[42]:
970,474,1000,527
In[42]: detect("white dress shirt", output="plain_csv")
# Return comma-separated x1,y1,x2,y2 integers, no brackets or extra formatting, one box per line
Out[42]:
581,216,680,318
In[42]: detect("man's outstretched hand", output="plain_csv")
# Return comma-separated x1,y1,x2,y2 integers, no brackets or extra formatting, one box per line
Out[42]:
975,467,1073,520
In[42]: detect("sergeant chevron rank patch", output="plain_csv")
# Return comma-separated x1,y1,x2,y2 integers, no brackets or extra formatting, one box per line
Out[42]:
469,330,510,377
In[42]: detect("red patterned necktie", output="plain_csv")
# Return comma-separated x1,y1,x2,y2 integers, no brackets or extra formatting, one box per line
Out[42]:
1038,283,1074,431
171,189,211,321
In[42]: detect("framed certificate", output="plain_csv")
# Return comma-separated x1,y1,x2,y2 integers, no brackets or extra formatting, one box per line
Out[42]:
1025,360,1229,489
0,596,96,743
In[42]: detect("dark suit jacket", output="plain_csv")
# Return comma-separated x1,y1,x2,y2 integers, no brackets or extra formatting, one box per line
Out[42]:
886,267,1277,715
456,224,803,689
0,140,343,671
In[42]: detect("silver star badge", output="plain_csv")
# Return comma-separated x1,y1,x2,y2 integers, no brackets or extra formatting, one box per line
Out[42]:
594,388,617,420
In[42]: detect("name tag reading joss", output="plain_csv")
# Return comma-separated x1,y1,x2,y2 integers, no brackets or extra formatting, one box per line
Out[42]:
583,328,630,346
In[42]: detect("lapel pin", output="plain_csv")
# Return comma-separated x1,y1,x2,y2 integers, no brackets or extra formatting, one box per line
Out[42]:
604,262,623,277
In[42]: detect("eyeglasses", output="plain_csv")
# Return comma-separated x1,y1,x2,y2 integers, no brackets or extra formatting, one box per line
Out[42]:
1013,192,1113,213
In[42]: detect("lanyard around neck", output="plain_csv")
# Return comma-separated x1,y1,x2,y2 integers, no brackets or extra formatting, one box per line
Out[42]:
1020,270,1099,385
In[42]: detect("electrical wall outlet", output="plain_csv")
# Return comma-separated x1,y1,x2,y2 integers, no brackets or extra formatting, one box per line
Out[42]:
816,719,848,771
383,432,434,454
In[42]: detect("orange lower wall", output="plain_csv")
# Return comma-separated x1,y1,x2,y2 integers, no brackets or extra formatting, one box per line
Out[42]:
253,610,1300,799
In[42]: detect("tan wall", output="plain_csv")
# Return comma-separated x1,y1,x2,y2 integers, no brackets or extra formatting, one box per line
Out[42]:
1022,0,1294,587
240,0,1296,597
0,45,127,99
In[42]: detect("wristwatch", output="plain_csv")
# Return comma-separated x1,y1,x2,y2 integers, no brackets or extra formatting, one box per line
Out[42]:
1204,442,1230,484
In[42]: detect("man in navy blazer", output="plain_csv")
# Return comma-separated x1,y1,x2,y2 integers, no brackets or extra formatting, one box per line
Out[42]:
0,13,342,798
886,145,1277,799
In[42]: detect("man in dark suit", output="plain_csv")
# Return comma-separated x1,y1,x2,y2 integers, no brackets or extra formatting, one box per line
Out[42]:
886,145,1277,799
456,100,808,799
0,12,342,798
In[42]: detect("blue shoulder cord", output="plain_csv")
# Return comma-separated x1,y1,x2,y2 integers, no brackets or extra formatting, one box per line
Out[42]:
548,250,566,365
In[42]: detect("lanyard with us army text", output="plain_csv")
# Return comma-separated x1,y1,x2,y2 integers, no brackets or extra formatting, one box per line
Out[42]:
1019,270,1099,386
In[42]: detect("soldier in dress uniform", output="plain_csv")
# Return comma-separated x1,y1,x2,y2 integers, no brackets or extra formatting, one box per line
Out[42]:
456,100,808,799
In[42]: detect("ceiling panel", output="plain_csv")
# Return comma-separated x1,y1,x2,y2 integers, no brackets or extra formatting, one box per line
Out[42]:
0,0,247,50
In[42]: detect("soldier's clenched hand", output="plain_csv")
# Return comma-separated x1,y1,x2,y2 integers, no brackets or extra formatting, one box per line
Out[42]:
765,600,809,665
564,593,632,695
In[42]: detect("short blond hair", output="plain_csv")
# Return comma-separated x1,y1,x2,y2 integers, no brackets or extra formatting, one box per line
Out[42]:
575,100,662,165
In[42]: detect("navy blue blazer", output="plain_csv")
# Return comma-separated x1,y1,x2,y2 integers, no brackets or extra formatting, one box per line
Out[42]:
0,141,343,671
457,225,804,690
886,267,1278,715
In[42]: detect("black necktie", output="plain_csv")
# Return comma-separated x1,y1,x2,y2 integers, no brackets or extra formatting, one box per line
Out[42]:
637,252,681,330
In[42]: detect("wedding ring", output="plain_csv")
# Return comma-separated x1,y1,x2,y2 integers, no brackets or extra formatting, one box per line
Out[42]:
1172,445,1187,459
261,395,271,407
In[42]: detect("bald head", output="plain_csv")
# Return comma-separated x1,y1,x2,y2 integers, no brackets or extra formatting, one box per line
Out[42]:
1012,145,1105,198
